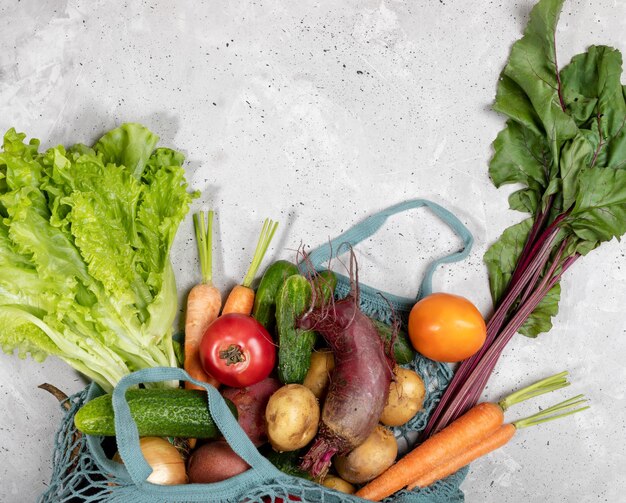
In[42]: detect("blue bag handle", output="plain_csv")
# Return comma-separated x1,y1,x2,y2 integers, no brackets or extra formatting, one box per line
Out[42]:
111,367,283,498
302,199,473,316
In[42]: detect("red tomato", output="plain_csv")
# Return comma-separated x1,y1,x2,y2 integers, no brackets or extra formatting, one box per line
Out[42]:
200,313,276,388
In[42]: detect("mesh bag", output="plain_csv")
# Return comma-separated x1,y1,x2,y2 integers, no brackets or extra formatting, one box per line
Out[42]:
40,199,472,503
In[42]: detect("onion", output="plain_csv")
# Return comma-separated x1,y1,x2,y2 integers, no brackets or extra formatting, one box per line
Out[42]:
113,436,188,485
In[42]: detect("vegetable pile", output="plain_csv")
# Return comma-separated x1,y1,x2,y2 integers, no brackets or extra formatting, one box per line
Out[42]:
5,0,624,499
424,0,626,437
0,123,195,392
65,216,589,498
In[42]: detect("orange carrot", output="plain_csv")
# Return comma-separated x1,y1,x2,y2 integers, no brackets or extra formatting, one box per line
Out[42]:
407,424,516,490
184,211,221,391
222,218,278,316
355,402,503,501
356,371,575,502
407,394,589,491
221,284,255,316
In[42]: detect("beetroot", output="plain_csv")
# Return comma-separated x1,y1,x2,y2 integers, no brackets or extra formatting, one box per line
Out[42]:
298,284,394,477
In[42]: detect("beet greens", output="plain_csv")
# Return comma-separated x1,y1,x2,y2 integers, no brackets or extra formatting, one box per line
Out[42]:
424,0,626,437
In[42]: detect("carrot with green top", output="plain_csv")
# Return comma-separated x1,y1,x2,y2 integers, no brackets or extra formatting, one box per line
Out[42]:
184,210,221,390
222,218,279,316
407,394,589,490
356,371,575,501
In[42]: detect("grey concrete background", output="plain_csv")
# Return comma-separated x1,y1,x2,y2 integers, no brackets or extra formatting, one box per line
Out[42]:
1,0,625,501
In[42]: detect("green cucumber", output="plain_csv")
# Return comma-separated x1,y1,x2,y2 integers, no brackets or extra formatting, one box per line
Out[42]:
74,388,237,438
275,271,336,384
252,260,299,331
370,319,416,365
276,275,315,384
313,269,338,303
264,449,312,480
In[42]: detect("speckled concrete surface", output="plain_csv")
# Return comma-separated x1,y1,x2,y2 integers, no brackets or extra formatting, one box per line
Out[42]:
1,1,625,501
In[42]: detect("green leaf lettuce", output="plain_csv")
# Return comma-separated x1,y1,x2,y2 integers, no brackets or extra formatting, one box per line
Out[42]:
0,124,196,391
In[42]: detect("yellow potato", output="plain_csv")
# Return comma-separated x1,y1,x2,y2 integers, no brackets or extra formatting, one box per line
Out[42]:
322,475,355,494
265,384,320,452
380,367,425,427
302,349,335,400
334,425,397,484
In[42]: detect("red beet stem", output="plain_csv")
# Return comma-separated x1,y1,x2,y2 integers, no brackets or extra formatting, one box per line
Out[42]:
299,436,339,478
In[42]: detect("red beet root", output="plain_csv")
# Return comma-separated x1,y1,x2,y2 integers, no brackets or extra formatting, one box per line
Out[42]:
298,286,394,477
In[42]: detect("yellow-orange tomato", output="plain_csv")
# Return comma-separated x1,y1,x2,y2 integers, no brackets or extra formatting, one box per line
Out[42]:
408,293,486,363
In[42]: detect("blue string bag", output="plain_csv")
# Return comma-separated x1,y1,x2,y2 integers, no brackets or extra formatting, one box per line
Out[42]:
40,198,472,503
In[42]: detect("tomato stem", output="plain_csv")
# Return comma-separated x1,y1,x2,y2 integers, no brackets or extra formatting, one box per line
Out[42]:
219,344,246,365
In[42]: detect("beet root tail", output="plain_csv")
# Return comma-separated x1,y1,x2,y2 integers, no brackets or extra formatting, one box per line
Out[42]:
299,437,338,478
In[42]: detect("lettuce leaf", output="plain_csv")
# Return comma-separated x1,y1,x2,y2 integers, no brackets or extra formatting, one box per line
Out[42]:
0,123,196,391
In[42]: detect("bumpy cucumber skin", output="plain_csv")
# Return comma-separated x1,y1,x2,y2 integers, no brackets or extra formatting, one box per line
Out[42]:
370,318,416,365
252,260,299,331
74,388,237,438
276,274,316,384
264,449,312,480
275,271,337,384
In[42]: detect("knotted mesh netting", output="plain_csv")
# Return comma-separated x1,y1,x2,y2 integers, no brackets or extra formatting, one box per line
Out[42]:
39,198,472,502
39,352,467,503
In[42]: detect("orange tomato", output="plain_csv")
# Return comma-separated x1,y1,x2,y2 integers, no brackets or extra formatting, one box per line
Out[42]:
408,293,486,363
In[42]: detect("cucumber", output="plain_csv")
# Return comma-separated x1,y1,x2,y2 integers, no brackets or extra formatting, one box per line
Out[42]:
276,275,315,384
313,269,337,304
74,388,237,438
276,271,336,384
370,319,416,365
252,260,299,331
263,449,312,480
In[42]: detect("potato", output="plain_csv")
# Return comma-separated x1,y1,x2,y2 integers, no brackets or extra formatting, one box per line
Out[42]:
334,425,397,484
322,474,355,494
379,367,426,427
302,349,335,400
187,440,250,483
265,384,320,451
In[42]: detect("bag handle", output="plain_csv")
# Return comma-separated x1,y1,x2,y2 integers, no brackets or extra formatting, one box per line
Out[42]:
112,367,282,493
303,199,473,308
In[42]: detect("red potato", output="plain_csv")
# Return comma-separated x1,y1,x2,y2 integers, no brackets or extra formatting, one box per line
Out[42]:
298,259,394,478
221,377,281,446
187,440,250,483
